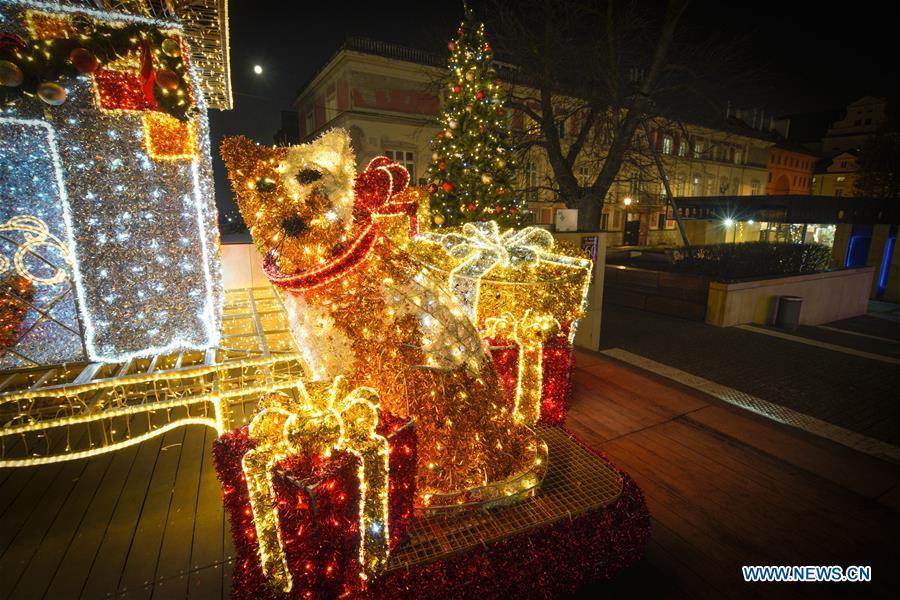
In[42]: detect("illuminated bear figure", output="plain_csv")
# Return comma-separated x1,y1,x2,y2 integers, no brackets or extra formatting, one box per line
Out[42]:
222,130,547,509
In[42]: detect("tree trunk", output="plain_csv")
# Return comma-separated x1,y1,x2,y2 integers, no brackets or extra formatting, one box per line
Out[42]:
576,194,602,231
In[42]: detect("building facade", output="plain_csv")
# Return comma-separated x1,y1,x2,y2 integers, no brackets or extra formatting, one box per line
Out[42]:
293,39,780,246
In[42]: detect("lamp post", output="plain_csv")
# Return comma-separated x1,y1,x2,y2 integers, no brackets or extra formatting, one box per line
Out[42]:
623,196,632,245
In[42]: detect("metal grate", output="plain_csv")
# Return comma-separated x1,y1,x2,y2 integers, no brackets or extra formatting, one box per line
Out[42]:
387,426,623,569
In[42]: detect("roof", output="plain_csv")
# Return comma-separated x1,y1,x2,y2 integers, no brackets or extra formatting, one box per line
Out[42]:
673,194,897,225
771,141,819,157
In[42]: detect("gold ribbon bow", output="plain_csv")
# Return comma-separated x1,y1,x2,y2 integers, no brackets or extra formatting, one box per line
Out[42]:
484,310,561,425
242,377,390,593
419,220,591,321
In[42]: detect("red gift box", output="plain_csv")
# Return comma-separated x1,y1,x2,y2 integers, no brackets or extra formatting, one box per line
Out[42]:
487,335,574,426
214,412,416,599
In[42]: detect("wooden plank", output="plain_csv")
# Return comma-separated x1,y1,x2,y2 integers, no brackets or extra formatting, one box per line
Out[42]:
79,431,167,599
0,457,89,598
6,452,114,599
0,467,37,518
187,428,226,600
152,425,208,599
685,404,900,499
115,426,188,597
42,440,143,599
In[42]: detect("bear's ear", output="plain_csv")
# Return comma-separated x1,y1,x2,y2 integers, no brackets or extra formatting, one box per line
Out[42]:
220,135,266,186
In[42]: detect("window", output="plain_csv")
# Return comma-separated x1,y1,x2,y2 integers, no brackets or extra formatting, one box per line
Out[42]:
600,212,609,230
864,118,872,125
384,150,416,181
835,189,843,197
678,139,688,157
734,148,743,164
325,91,338,123
692,175,701,195
751,180,760,195
793,175,797,186
629,173,641,194
836,176,846,182
657,213,667,230
557,119,566,139
854,119,862,126
840,160,848,168
578,165,590,187
693,140,704,159
612,210,621,228
662,136,673,155
524,160,539,201
305,110,314,135
706,175,715,195
768,172,772,183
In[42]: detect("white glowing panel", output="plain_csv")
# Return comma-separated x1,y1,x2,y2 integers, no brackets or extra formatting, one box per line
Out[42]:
0,1,222,364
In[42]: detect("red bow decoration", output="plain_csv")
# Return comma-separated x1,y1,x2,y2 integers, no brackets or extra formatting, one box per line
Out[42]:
353,156,410,213
0,33,26,54
139,37,158,110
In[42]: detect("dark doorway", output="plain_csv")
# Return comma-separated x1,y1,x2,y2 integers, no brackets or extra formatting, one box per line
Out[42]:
624,220,640,245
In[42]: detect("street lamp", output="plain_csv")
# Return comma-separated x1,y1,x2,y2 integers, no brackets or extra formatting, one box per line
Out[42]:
623,196,632,245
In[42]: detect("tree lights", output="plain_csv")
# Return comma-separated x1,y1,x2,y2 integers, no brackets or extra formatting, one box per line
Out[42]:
0,1,223,365
427,19,522,228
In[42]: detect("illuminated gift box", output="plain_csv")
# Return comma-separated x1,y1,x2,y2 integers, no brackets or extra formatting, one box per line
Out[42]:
410,221,592,426
0,3,221,367
213,393,416,599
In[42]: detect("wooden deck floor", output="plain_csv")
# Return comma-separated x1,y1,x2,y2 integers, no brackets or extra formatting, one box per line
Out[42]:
1,351,898,599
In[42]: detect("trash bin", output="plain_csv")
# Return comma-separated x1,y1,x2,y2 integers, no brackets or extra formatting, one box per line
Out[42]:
775,296,802,331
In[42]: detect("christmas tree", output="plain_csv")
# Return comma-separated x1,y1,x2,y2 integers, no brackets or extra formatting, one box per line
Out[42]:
427,17,523,229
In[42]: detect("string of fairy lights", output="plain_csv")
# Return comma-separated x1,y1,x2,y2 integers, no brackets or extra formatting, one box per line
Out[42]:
0,1,222,364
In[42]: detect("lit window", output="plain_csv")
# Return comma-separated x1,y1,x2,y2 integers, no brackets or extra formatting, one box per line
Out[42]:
694,140,704,159
305,111,314,135
384,149,416,181
836,176,846,182
678,139,688,157
662,136,673,155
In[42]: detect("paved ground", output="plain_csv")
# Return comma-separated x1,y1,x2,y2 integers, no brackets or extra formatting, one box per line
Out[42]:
598,303,900,447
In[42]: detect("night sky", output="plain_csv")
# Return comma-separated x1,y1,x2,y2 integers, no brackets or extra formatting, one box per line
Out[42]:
209,0,896,213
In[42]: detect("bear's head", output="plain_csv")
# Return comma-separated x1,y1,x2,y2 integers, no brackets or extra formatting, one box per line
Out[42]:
222,129,364,274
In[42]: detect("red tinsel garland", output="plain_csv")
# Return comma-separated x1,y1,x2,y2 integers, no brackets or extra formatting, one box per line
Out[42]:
220,424,650,599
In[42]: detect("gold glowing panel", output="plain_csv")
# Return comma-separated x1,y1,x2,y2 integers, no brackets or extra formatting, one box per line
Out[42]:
0,287,302,467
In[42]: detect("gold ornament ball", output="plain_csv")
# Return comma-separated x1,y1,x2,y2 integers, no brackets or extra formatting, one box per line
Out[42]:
465,70,475,81
161,38,182,58
433,214,445,225
432,152,439,161
0,60,24,87
497,158,506,168
481,173,492,184
448,118,458,129
36,82,67,106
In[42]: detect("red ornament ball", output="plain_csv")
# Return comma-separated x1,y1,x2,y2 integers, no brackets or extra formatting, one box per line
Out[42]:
441,181,454,193
509,207,518,215
448,41,457,52
452,84,462,94
69,48,99,73
476,90,485,101
428,183,437,193
467,203,478,212
155,69,181,91
438,161,447,171
484,43,492,52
